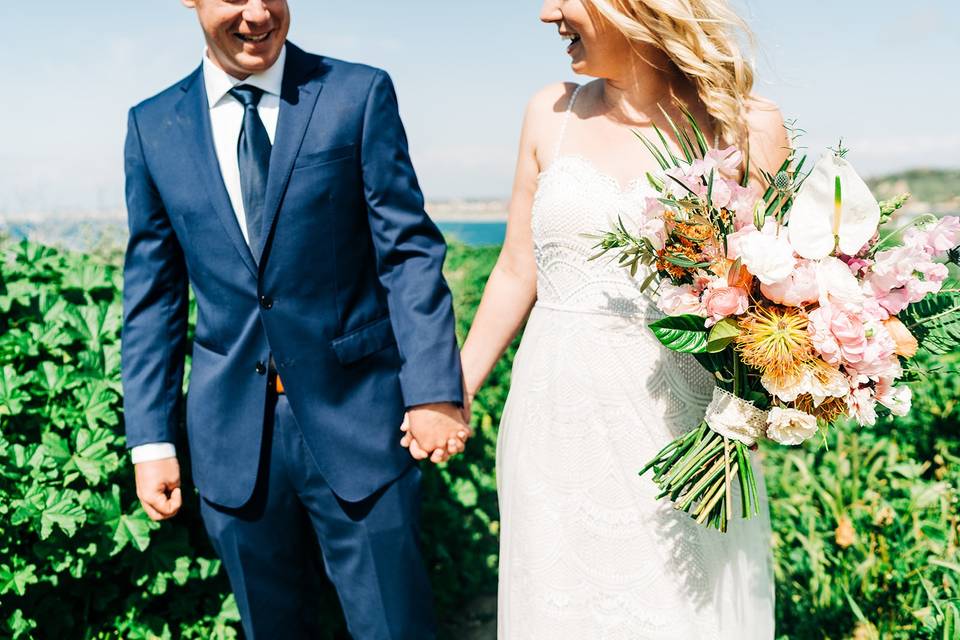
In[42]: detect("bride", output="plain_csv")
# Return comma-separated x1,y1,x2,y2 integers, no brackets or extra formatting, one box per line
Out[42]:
458,0,789,637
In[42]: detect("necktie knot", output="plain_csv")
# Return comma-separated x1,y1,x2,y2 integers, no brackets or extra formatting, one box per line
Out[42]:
230,85,265,109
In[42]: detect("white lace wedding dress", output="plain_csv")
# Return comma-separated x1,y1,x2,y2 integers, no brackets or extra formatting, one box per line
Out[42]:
496,86,776,639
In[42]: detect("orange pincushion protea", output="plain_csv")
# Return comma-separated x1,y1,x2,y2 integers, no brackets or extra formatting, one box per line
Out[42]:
735,304,815,385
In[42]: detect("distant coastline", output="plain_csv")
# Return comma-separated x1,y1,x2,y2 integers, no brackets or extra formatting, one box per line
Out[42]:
4,167,959,251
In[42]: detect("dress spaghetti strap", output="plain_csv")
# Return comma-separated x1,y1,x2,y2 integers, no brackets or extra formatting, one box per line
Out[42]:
552,84,584,164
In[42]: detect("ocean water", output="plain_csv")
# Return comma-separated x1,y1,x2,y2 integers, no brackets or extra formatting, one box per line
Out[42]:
1,220,509,251
437,221,506,246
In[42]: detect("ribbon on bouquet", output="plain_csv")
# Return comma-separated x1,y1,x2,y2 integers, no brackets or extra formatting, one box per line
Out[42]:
703,387,768,447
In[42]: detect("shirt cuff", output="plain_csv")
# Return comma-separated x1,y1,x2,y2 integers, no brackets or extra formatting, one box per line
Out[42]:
130,443,177,464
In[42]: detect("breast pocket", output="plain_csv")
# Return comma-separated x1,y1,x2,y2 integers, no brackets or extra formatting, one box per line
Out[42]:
292,143,357,172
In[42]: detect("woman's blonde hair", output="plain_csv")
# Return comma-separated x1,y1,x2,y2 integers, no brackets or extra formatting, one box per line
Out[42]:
585,0,755,147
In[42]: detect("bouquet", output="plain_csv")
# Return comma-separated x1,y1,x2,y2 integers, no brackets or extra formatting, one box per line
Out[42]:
591,110,960,532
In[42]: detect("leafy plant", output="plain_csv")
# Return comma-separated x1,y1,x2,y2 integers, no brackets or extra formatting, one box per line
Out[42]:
2,230,958,639
0,237,237,639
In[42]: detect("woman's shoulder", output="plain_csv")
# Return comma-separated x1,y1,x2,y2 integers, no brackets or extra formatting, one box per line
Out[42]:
744,94,791,170
525,81,581,118
744,95,785,133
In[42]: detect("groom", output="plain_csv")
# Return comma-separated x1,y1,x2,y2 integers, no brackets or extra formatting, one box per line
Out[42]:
120,0,470,637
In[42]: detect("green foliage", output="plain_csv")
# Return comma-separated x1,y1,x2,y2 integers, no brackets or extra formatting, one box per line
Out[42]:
900,281,960,356
3,231,959,639
649,314,709,353
0,238,239,639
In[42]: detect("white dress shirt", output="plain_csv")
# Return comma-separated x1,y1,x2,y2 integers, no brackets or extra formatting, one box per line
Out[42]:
130,46,287,465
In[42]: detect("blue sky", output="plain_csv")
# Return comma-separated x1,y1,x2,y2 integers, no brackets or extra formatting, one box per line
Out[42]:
2,1,958,216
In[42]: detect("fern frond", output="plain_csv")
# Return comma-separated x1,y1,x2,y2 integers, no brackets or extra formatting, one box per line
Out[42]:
900,281,960,355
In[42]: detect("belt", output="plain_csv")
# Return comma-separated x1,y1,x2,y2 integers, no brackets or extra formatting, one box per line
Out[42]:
268,354,285,394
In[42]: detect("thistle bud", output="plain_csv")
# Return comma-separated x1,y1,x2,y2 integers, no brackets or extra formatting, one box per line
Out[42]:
774,171,793,192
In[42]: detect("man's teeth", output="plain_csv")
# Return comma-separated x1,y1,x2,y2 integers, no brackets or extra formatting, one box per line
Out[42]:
239,32,270,43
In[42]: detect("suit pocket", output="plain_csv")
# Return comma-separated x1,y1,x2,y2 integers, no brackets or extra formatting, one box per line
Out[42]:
330,315,396,366
293,143,357,171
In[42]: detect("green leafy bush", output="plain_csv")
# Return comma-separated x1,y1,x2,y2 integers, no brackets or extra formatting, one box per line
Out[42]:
0,238,238,639
766,354,960,640
2,232,958,639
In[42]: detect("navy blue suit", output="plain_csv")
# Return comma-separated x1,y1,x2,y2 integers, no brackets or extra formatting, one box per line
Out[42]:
121,42,462,638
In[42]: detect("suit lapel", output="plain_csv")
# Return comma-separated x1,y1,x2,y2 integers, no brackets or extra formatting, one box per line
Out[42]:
256,44,326,265
175,69,259,278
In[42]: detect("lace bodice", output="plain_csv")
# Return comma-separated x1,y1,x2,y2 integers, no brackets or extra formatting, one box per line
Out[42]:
531,86,659,319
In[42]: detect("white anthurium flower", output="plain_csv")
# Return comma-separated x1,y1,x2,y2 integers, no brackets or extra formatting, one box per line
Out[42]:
788,154,881,259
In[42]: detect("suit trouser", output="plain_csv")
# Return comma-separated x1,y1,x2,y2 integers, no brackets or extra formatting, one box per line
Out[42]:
198,389,436,639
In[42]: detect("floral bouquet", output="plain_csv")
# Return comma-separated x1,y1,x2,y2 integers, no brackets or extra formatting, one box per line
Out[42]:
591,111,960,532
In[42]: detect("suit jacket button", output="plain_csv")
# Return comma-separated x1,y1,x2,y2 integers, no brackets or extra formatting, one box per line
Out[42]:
259,295,273,309
255,361,267,375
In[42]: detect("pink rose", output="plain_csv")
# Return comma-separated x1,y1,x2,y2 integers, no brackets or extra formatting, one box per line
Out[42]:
850,322,898,378
761,259,819,307
703,284,749,327
808,303,868,365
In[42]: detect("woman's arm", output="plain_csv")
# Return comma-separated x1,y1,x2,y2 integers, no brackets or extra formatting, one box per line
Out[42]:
459,85,567,402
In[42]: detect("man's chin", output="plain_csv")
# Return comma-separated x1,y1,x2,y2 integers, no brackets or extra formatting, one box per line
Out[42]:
232,50,282,74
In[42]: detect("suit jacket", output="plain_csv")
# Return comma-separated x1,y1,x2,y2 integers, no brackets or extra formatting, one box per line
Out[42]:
121,42,463,508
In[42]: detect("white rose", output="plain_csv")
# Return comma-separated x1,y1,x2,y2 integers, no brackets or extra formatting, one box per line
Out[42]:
766,407,819,446
737,223,797,285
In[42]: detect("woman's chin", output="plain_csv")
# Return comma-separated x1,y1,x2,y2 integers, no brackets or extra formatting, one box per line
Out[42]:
569,59,592,76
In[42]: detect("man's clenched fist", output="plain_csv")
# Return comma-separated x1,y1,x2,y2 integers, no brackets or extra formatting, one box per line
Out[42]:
135,458,183,521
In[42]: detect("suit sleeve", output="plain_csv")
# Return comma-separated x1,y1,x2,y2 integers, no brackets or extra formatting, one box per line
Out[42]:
120,108,190,448
360,70,464,408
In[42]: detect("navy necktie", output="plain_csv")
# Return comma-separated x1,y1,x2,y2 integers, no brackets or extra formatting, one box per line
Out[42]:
229,85,271,263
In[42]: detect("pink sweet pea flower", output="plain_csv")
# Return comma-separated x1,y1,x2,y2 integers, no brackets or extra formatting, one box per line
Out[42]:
875,377,912,417
866,244,949,314
847,386,878,426
904,216,960,256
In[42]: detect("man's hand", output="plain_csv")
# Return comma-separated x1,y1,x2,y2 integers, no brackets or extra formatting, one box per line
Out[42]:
135,458,183,521
400,402,471,463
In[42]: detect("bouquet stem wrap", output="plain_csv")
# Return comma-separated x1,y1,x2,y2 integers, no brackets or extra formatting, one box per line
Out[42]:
703,387,768,447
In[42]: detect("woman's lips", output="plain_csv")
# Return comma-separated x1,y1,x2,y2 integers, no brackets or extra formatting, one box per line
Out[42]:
562,34,582,55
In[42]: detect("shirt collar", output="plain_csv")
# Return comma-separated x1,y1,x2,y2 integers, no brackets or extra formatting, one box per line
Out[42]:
202,43,287,108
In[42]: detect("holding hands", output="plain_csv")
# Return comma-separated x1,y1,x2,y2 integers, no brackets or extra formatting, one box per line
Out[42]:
400,393,473,463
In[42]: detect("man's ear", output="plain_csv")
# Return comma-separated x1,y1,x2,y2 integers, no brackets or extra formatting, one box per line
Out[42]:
182,0,197,8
